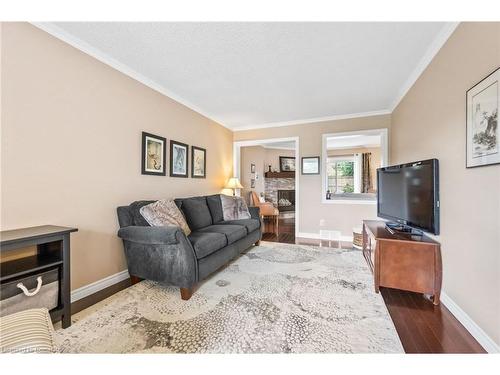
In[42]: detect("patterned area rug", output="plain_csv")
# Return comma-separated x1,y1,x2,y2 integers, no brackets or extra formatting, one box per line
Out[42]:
55,242,403,353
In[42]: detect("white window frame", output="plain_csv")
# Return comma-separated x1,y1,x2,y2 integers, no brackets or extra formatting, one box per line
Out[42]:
326,155,356,194
321,128,389,205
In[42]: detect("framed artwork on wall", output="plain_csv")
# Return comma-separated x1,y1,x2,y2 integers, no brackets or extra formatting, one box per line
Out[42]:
141,132,166,176
191,146,206,178
170,140,189,177
302,156,320,175
279,156,296,172
466,67,499,168
251,163,255,173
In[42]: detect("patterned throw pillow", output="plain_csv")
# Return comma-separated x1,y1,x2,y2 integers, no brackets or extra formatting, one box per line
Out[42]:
220,194,251,221
140,199,191,236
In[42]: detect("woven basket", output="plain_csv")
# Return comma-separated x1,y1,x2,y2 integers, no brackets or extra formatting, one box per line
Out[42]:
353,228,363,249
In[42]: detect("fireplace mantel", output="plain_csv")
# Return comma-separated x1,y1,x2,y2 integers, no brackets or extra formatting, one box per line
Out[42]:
264,171,295,178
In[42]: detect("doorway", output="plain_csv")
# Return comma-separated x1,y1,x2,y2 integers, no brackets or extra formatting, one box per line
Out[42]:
233,137,299,243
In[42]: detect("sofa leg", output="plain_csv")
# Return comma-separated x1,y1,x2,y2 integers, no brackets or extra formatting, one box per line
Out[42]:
180,287,193,300
255,240,261,246
130,275,142,285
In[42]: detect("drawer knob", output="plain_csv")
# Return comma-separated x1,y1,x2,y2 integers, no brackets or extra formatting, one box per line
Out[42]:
16,276,43,297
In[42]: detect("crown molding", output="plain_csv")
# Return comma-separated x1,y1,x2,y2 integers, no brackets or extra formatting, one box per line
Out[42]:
232,110,391,131
31,22,231,130
389,22,459,112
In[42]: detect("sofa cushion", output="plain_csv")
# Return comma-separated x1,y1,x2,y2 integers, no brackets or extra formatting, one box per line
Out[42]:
198,224,247,245
219,219,260,234
129,200,156,226
139,199,191,236
206,194,224,223
188,231,227,259
220,195,251,221
175,196,212,231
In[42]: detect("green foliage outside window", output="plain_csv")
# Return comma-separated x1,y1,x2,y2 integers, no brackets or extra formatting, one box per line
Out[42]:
337,161,354,177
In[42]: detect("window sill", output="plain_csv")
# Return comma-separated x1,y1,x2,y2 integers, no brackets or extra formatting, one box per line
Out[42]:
322,198,377,205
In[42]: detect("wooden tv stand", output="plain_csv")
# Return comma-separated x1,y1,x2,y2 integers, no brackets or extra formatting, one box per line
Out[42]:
362,220,442,305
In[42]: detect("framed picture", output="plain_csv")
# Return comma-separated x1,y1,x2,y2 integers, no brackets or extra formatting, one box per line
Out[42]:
170,140,189,177
279,156,296,172
466,67,500,168
302,156,320,174
251,163,255,173
191,146,206,178
141,132,166,176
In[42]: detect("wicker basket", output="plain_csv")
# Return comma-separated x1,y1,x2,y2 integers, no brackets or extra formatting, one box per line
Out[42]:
353,227,363,249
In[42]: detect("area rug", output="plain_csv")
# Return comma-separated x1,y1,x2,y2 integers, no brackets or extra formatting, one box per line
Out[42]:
55,242,403,353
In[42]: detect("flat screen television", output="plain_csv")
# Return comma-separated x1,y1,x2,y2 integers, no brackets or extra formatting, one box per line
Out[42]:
377,159,440,235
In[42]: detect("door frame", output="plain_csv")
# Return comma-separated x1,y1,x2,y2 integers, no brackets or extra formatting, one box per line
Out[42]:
233,136,300,237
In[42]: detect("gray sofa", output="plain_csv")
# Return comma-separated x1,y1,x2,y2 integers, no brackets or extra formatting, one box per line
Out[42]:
117,194,261,300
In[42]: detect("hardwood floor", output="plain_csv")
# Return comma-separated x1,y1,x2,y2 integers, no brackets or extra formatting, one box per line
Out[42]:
381,287,485,353
68,214,485,353
71,278,132,315
261,214,296,243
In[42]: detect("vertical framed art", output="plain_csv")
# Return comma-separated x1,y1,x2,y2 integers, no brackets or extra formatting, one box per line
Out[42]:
141,132,166,176
191,146,206,178
466,67,500,168
170,140,189,177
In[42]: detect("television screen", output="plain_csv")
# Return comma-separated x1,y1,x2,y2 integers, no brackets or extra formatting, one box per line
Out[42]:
377,159,439,234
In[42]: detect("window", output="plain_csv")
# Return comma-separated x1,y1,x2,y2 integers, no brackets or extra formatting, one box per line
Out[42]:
322,129,388,203
326,157,355,194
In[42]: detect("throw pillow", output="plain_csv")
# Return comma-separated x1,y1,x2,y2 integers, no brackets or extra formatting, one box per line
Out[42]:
220,194,251,221
140,199,191,236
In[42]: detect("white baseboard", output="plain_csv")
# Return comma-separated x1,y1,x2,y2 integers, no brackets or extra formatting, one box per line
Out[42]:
297,232,353,243
71,270,130,303
441,291,499,353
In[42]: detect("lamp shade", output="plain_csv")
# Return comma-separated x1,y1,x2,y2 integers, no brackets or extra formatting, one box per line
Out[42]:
225,177,243,189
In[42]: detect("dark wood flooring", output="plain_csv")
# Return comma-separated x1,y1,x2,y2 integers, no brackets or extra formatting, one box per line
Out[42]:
380,287,485,353
69,213,485,353
71,278,132,315
261,214,296,243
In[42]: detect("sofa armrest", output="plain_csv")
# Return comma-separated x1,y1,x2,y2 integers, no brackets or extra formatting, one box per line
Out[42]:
248,206,260,220
117,225,183,245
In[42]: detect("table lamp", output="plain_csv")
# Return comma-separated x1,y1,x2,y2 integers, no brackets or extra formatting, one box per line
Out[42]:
225,177,243,196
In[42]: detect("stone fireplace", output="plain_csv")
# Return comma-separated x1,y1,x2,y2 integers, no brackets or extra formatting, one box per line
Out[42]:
264,177,295,211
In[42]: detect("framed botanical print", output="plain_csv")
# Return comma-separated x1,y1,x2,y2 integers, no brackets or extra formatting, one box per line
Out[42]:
170,140,189,177
279,156,296,172
466,67,500,168
141,132,166,176
191,146,206,178
302,156,320,174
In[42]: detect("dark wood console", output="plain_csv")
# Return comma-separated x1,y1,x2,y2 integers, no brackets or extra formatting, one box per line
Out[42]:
0,225,78,327
362,220,442,305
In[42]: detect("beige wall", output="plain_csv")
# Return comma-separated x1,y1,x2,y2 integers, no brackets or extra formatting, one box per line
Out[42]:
391,22,500,346
263,148,295,173
234,115,391,236
240,146,266,203
240,146,295,204
0,23,233,290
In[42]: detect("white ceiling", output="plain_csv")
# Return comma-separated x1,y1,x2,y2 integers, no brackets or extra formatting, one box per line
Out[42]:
262,141,296,150
40,22,454,130
326,134,381,150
